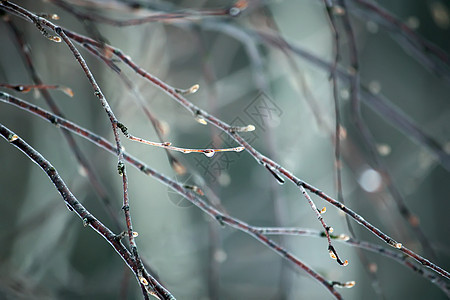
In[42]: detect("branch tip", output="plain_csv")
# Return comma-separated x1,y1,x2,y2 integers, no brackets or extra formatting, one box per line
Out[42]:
332,280,355,288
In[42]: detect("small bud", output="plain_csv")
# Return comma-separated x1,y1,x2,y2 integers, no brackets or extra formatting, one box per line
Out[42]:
327,227,334,233
329,250,337,260
229,0,248,16
51,14,59,20
230,124,256,133
342,260,349,266
388,239,402,249
49,36,61,43
132,231,139,237
195,115,207,125
187,84,199,94
338,234,350,241
332,280,356,288
61,87,74,97
83,218,89,227
8,134,18,142
184,185,205,196
176,84,199,95
343,281,355,288
139,276,148,286
320,207,326,214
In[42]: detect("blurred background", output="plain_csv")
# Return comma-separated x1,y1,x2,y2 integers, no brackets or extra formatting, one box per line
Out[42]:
0,0,449,299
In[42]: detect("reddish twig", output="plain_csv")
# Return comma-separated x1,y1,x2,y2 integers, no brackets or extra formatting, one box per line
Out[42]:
0,83,73,97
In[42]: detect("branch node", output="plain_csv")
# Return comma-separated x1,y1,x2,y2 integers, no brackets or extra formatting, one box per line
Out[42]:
116,122,129,136
117,161,125,176
215,215,225,226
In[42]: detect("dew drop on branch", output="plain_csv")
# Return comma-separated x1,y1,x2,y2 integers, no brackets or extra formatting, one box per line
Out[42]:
203,150,215,158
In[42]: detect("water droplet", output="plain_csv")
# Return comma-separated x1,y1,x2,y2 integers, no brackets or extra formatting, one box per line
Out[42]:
204,150,215,158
